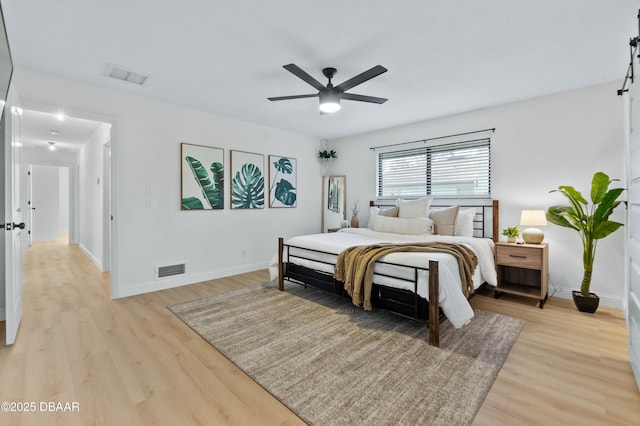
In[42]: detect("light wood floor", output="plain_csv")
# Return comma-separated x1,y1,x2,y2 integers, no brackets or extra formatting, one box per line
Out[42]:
1,240,639,425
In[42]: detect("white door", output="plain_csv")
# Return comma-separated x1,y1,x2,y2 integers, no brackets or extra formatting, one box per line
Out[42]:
31,165,61,242
3,106,24,345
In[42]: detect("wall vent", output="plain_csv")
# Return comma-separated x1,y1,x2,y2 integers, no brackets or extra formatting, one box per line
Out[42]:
105,63,148,85
156,263,186,279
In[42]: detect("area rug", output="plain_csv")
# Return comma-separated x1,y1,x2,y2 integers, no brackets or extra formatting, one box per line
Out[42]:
169,282,523,426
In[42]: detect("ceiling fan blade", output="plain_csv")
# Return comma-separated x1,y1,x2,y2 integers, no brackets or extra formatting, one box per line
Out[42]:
268,94,318,101
335,65,387,92
283,64,326,91
341,93,388,104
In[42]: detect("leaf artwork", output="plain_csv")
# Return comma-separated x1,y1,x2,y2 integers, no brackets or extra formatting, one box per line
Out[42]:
274,179,296,206
182,197,204,210
269,156,297,207
232,163,265,208
183,156,224,209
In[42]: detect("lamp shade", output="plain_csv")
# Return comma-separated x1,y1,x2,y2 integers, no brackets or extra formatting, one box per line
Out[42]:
520,210,547,227
319,90,341,113
520,210,547,244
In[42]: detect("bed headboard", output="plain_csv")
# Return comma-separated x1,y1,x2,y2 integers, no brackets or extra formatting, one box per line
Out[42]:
369,199,499,241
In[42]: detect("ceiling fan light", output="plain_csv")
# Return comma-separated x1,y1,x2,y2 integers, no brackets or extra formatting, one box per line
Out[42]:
319,101,341,113
319,91,341,113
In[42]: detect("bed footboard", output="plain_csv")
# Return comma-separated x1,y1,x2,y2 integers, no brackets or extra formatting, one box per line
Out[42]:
277,237,440,347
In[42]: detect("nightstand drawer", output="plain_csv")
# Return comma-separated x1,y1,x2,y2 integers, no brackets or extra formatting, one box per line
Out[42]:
496,245,542,269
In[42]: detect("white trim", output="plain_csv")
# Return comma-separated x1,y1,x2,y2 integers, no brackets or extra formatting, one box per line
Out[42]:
79,242,103,271
112,262,269,299
551,286,624,310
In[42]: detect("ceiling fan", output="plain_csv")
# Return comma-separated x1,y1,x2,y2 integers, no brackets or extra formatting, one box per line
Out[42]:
268,64,388,113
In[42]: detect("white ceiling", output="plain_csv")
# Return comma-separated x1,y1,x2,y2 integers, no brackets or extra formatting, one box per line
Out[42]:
19,109,101,151
1,1,638,140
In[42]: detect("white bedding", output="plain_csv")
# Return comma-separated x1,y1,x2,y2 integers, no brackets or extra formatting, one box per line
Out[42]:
268,228,496,328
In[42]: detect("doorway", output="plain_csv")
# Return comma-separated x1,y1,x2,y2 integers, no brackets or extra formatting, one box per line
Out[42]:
20,108,113,276
29,165,69,243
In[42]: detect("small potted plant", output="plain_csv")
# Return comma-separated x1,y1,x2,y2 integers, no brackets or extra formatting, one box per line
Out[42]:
502,226,520,243
547,171,625,313
318,149,337,162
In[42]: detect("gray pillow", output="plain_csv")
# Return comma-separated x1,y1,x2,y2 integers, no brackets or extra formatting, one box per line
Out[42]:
430,205,460,236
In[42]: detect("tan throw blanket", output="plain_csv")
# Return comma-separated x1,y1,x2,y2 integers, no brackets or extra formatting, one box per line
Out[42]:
334,242,478,310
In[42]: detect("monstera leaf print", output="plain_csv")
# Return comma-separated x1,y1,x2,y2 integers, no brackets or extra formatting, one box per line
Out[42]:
274,179,296,206
183,156,224,209
269,155,297,208
231,163,264,208
273,157,293,174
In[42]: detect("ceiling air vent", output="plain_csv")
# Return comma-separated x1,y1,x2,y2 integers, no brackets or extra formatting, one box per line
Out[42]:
156,263,186,279
105,64,148,85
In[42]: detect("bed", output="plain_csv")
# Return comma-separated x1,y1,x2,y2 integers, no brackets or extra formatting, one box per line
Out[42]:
270,199,499,346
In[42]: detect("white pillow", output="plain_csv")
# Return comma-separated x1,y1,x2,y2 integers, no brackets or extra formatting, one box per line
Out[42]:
395,197,432,218
366,207,380,229
456,208,476,237
373,216,434,235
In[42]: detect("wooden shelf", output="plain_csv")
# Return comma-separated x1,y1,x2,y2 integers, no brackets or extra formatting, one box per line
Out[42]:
496,281,543,298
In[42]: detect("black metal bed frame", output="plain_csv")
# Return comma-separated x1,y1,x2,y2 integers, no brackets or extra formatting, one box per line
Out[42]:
277,200,499,347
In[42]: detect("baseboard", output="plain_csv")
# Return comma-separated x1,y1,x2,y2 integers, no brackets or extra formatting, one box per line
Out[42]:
550,285,624,310
0,306,5,321
79,243,103,272
112,261,269,299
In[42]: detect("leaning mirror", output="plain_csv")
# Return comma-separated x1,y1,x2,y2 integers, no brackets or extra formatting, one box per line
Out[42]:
321,175,346,232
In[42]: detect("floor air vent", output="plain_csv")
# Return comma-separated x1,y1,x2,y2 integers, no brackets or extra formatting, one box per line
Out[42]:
156,263,186,279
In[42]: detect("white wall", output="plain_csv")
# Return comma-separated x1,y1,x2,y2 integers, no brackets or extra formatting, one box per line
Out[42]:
13,69,322,298
330,81,626,308
78,124,108,270
59,167,69,234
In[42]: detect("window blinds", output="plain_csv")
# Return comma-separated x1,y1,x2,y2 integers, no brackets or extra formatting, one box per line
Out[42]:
377,138,491,197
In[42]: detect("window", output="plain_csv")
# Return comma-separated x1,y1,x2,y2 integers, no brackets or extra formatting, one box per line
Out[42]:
377,138,491,198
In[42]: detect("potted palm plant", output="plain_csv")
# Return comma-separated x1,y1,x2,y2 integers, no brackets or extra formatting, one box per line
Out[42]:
546,171,625,313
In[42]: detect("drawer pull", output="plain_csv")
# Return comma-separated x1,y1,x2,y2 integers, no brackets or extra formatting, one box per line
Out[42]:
509,254,527,259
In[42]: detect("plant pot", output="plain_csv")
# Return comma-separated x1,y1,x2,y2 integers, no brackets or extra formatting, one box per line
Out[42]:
572,291,600,313
507,237,516,243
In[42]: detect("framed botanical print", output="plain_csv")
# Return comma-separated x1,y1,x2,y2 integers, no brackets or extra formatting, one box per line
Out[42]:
181,143,224,210
268,155,297,208
230,150,265,209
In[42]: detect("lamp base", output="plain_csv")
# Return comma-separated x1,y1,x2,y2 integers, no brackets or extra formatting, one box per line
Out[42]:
522,227,544,244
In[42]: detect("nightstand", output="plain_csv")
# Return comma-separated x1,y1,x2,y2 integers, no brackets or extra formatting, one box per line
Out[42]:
495,242,549,308
327,228,342,233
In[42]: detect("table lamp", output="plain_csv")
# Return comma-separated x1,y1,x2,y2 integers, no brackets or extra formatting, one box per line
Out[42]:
520,210,547,244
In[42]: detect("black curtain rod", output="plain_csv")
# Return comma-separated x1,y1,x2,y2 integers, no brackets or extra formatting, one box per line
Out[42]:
369,127,495,151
